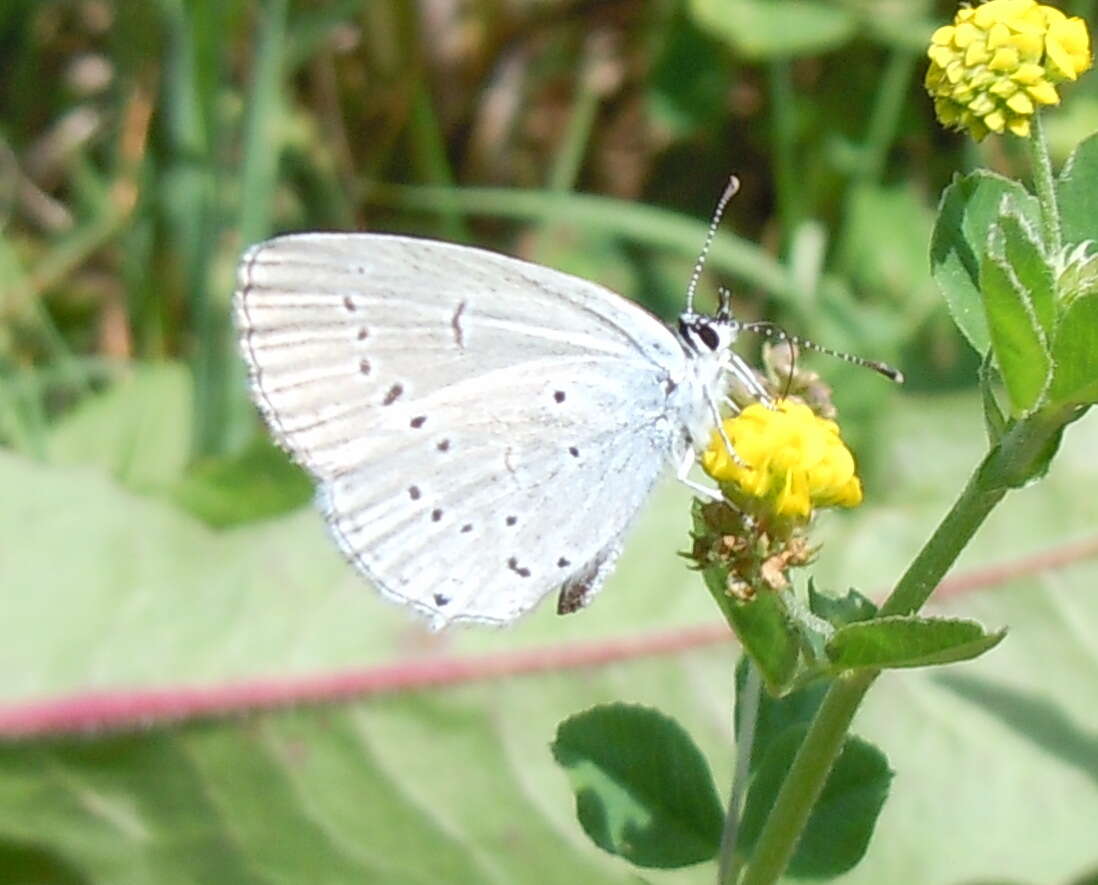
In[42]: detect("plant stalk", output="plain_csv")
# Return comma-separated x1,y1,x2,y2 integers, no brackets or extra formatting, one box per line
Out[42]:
736,406,1070,885
737,669,875,885
1026,112,1062,255
718,662,762,885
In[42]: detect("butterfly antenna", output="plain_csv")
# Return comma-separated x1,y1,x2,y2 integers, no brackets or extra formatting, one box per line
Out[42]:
686,175,740,314
742,321,905,383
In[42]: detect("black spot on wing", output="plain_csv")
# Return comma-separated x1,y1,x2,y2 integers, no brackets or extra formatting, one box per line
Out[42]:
451,301,467,349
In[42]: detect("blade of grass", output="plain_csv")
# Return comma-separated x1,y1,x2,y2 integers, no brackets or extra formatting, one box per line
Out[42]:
408,79,469,242
363,183,797,311
238,0,289,248
547,36,611,194
834,48,919,274
768,59,799,259
160,0,224,458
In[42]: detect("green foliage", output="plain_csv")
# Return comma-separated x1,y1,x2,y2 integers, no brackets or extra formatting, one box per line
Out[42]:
648,13,732,136
45,364,193,493
979,216,1052,415
826,616,1006,671
552,704,724,868
932,136,1098,423
4,3,1098,883
3,386,1098,882
734,656,828,771
689,0,856,59
930,172,1042,355
701,573,801,695
1056,132,1098,246
808,584,878,629
174,437,313,527
738,727,892,878
1049,291,1098,405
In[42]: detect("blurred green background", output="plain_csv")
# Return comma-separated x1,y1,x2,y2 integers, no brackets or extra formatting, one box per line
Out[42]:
2,1,1097,883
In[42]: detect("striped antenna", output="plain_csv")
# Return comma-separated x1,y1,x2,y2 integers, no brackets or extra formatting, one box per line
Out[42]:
741,320,904,383
686,176,740,313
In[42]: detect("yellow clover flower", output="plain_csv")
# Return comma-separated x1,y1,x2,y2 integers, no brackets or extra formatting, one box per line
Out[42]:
701,401,862,521
925,0,1093,140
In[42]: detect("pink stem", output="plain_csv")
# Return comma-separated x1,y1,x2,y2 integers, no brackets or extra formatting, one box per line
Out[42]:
3,533,1095,738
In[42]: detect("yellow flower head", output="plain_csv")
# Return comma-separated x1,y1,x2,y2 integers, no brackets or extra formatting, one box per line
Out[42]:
925,0,1092,140
701,401,862,521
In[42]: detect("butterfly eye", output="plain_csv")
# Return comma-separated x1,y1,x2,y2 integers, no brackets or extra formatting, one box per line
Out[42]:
695,321,720,351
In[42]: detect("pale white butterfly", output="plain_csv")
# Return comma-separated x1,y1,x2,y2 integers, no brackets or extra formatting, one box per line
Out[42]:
234,180,897,628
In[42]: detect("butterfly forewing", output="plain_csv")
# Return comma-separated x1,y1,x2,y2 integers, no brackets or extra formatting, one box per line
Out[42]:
234,233,689,625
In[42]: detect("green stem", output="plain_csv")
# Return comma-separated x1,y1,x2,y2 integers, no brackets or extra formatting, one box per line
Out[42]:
881,406,1071,616
1026,111,1062,255
718,663,761,885
736,406,1071,885
738,670,875,885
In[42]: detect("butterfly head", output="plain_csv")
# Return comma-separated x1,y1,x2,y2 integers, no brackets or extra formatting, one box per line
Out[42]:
675,310,740,356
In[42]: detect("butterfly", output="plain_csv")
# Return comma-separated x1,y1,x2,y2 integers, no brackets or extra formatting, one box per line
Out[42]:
233,181,897,628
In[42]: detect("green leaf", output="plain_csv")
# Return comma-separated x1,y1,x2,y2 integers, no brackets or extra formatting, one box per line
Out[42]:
174,436,313,527
979,349,1008,445
648,12,731,136
930,171,1041,354
46,364,192,492
735,656,828,772
0,838,87,884
996,208,1056,338
1055,245,1098,302
552,704,723,869
2,393,1098,881
826,616,1006,671
808,584,878,629
980,223,1052,415
692,503,802,694
688,0,856,59
1049,292,1098,407
739,727,892,878
1056,131,1098,246
716,586,800,695
841,183,937,309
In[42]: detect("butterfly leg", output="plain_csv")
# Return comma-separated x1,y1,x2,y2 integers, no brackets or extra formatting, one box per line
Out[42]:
674,446,722,501
705,386,747,467
722,353,773,407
